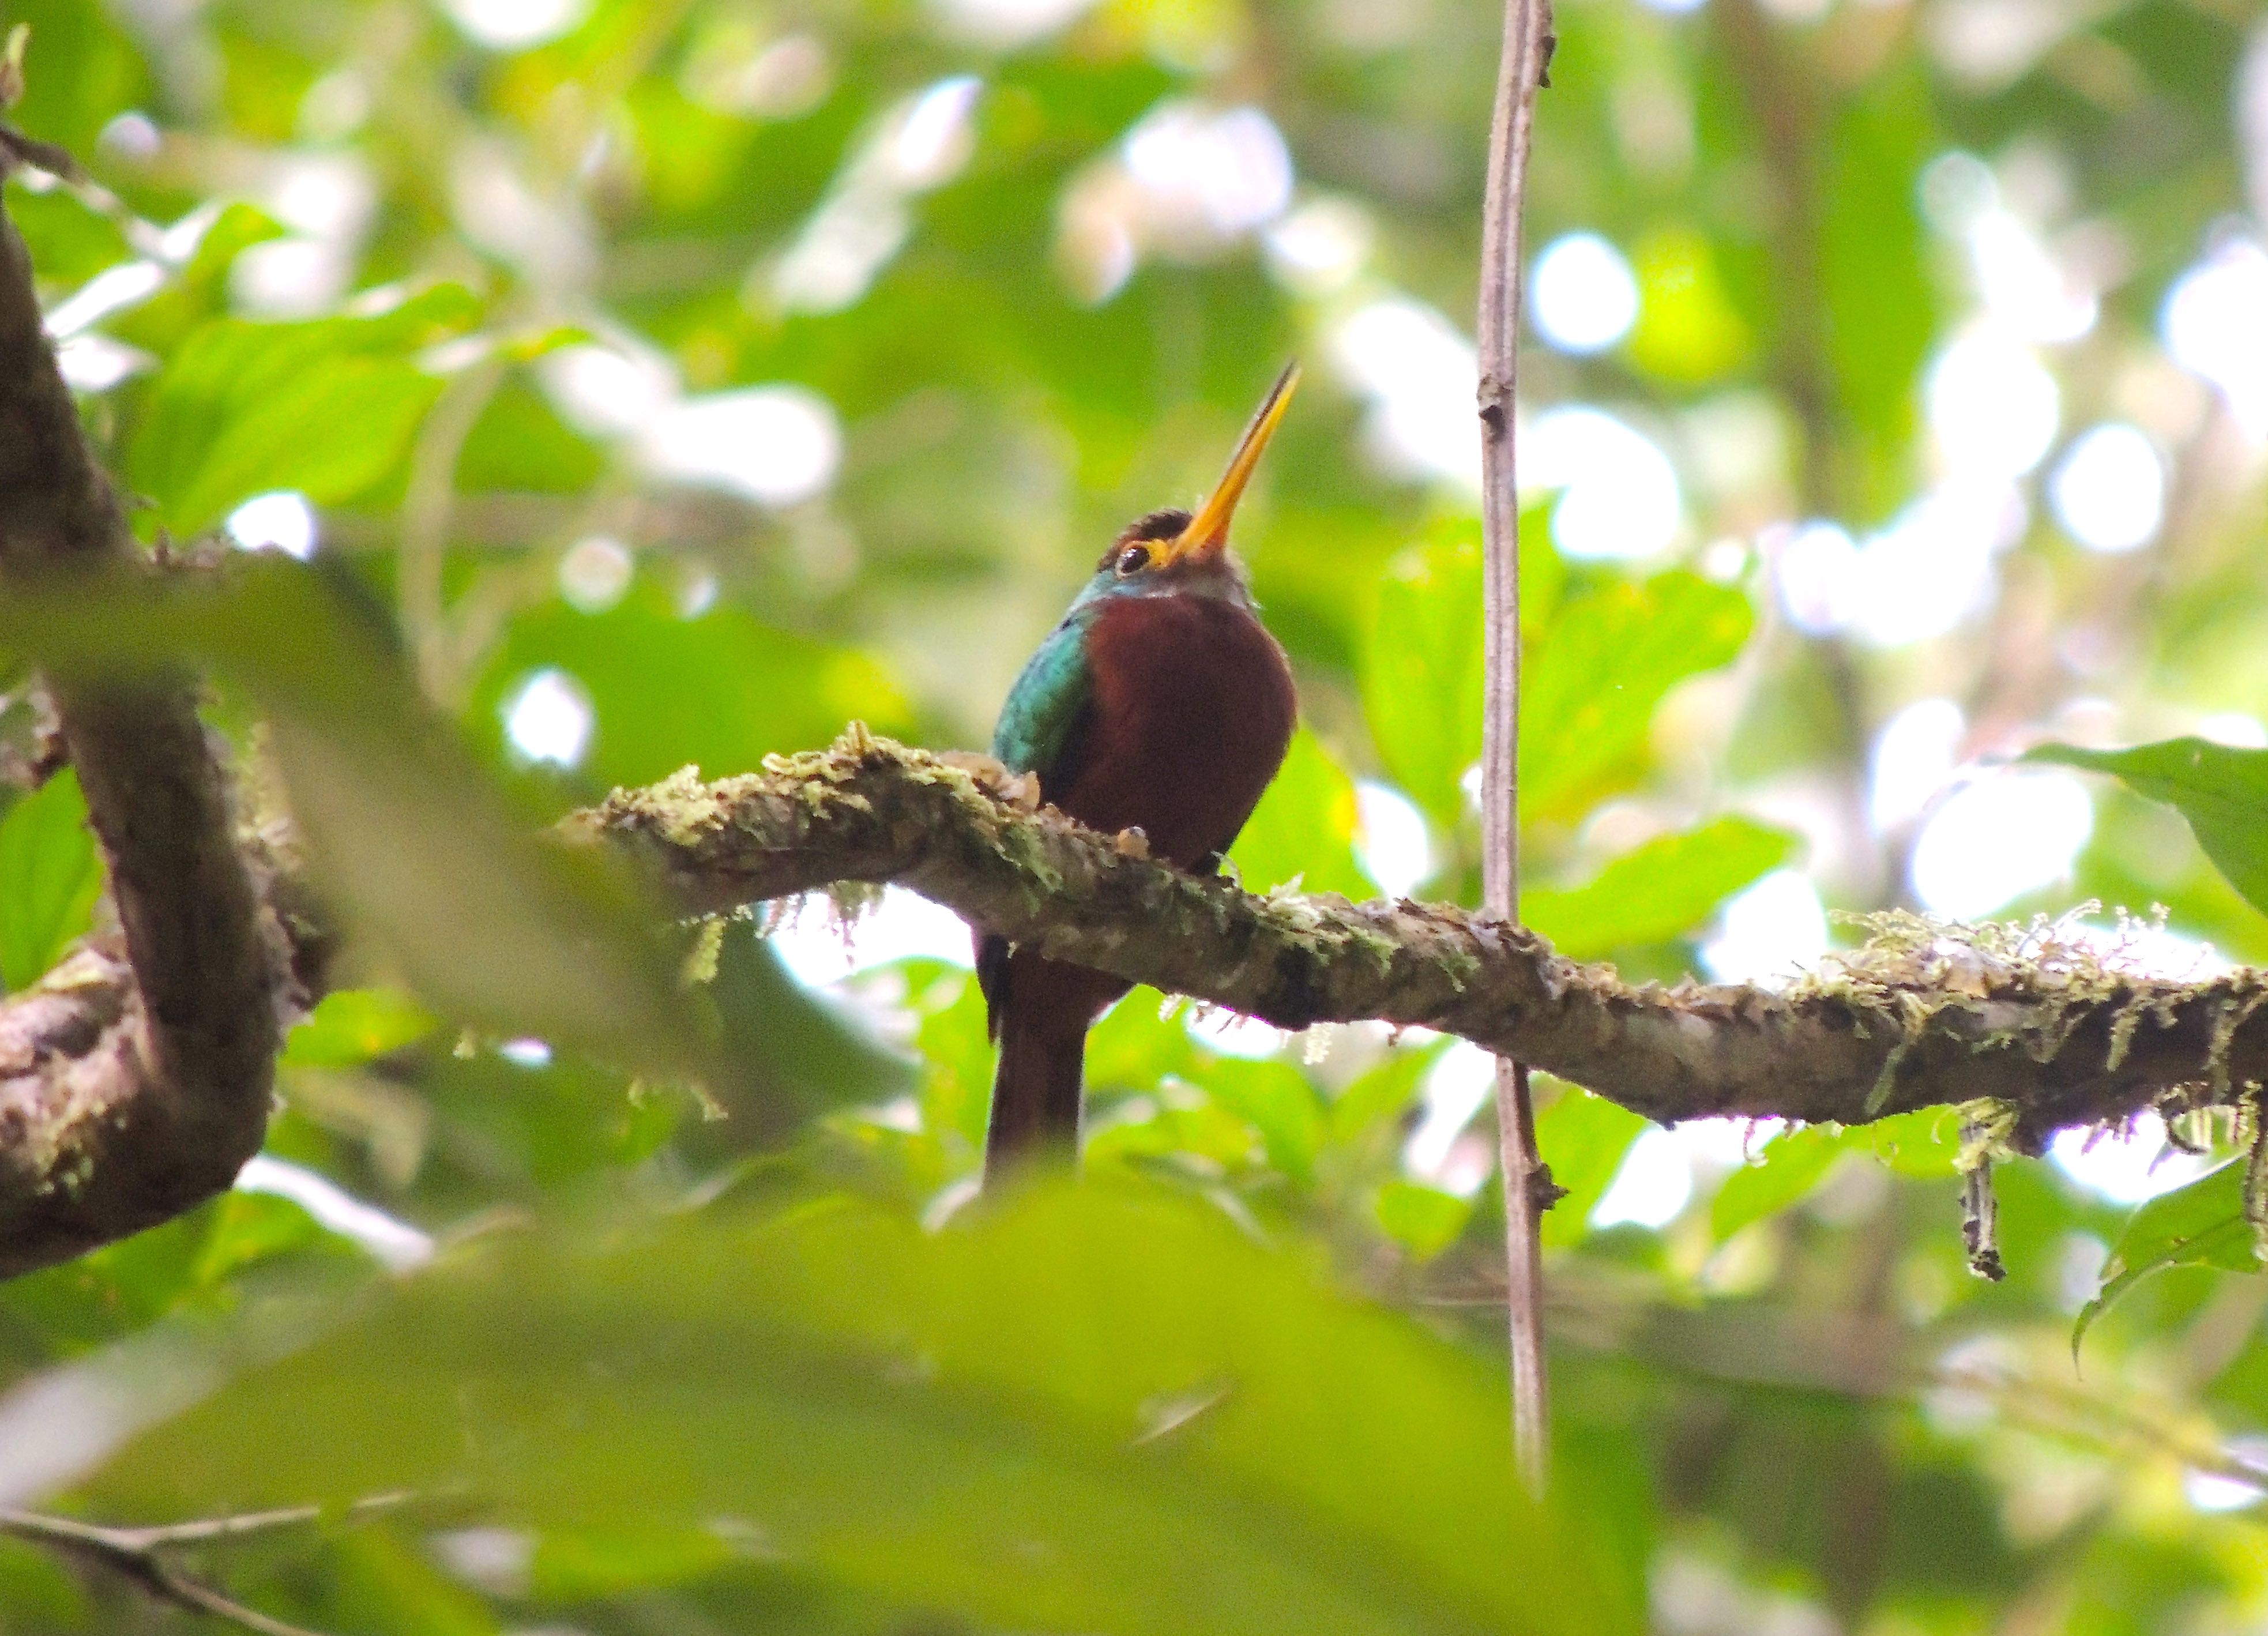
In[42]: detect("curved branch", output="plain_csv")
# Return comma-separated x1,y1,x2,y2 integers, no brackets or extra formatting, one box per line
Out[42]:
578,731,2268,1150
0,134,283,1278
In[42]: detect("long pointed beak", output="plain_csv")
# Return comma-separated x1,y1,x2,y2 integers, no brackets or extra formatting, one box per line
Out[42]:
1161,362,1300,565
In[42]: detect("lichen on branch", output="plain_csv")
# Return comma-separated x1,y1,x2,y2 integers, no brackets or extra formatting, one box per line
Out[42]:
577,728,2268,1149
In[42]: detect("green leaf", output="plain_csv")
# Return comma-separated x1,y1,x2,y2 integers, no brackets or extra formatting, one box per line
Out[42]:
1533,1082,1648,1249
1522,573,1752,821
1626,228,1752,385
0,768,103,992
1863,1109,1961,1176
8,190,131,293
1355,522,1562,829
0,1204,216,1349
176,357,441,532
1710,1124,1856,1244
89,1187,1641,1636
1359,535,1483,828
127,290,481,534
281,988,440,1069
2074,1160,2262,1357
703,928,915,1136
1231,726,1374,899
0,1537,88,1632
0,0,149,157
2026,738,2268,919
1524,817,1794,960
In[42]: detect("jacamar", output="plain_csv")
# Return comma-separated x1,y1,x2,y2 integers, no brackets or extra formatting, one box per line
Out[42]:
977,365,1302,1176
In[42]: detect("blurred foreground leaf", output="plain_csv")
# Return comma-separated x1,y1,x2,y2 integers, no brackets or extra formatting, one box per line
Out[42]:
0,766,102,991
2026,739,2268,919
0,559,710,1081
2075,1160,2262,1357
88,1186,1640,1636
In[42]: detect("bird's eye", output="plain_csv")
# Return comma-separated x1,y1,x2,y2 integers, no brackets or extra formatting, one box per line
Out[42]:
1114,544,1151,577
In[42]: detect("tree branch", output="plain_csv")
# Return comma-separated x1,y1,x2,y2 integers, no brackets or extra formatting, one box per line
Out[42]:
0,130,285,1278
577,731,2268,1149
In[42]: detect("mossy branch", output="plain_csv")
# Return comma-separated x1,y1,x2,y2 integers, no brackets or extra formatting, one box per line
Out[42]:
577,728,2268,1150
0,133,285,1279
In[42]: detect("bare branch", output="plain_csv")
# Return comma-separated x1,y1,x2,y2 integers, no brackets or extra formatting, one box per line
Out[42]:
0,1496,411,1636
0,133,283,1277
1476,0,1556,1495
577,732,2268,1148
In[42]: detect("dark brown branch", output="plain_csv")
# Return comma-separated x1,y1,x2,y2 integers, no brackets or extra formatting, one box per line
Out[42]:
578,732,2268,1150
0,137,281,1278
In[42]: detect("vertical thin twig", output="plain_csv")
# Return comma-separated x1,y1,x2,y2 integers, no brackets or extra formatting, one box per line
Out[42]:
1477,0,1556,1496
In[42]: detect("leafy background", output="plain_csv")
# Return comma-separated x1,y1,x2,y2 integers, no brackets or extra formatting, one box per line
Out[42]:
3,0,2268,1630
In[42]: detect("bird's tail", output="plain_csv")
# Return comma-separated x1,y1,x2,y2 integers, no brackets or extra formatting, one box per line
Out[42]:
984,1002,1086,1180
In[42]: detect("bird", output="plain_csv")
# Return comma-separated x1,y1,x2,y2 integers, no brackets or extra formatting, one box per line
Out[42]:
976,364,1302,1179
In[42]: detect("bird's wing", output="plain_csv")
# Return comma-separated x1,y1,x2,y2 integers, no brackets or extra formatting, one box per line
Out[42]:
991,614,1095,789
981,614,1096,1035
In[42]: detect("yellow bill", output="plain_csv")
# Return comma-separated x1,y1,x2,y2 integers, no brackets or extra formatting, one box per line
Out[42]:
1161,361,1300,564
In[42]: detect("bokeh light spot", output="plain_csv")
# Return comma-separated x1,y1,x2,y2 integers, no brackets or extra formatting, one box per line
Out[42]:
1927,326,2059,479
1909,769,2092,919
1526,405,1682,559
558,536,635,614
1592,1127,1693,1230
1868,698,1965,833
502,668,595,769
1353,781,1434,898
1701,868,1829,987
2048,1112,2214,1206
634,386,841,507
225,491,318,561
438,0,590,50
2049,423,2165,554
1530,232,1639,355
2162,237,2268,440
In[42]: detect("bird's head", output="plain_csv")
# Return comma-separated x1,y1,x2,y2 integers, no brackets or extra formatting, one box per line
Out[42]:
1089,363,1299,600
